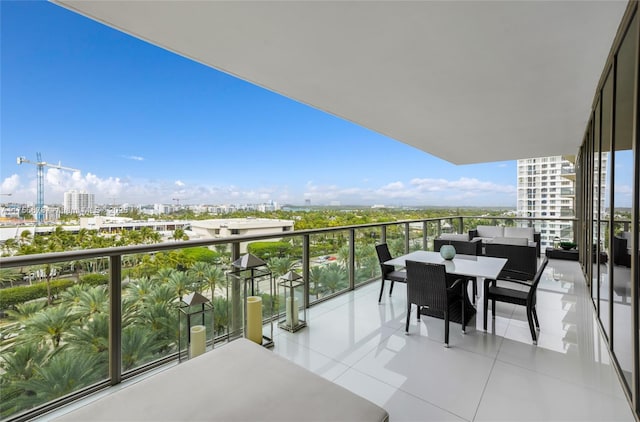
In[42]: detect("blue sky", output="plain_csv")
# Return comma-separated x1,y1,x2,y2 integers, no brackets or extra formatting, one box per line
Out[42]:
2,1,531,207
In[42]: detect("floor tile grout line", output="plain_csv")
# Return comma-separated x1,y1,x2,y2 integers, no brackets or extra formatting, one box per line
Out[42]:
346,364,472,422
471,333,503,422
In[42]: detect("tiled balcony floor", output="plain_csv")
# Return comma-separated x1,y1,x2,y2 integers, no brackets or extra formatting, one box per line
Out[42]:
271,258,635,421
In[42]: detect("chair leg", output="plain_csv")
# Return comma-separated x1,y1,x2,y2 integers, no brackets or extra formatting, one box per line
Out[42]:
461,299,466,334
491,299,496,320
471,278,477,304
405,303,411,333
527,304,537,345
444,309,450,347
389,281,395,296
378,279,385,303
483,292,489,331
532,306,540,329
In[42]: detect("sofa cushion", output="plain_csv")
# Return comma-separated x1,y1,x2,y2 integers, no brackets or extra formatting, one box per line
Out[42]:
621,232,633,254
504,227,535,242
476,225,504,238
492,237,529,246
54,338,389,422
438,233,469,241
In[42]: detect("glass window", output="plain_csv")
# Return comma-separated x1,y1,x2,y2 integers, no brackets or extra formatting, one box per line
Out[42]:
612,13,637,389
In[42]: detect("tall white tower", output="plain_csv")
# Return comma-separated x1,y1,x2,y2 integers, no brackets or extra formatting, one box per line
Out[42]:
517,156,576,249
64,190,95,215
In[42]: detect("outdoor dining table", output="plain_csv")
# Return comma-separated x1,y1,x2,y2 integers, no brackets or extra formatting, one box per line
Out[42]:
384,250,507,325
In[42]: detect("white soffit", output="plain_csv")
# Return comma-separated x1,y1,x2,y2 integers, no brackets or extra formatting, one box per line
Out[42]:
52,0,627,164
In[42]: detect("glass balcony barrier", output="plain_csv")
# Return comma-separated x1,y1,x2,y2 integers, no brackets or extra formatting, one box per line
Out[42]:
0,216,576,421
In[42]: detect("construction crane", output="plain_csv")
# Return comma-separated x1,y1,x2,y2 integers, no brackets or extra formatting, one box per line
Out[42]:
17,153,80,224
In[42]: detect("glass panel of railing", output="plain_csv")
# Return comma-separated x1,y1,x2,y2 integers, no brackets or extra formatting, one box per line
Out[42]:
425,220,439,251
122,247,234,372
0,259,111,419
354,227,382,287
261,236,303,328
385,223,406,256
308,230,350,303
407,222,423,252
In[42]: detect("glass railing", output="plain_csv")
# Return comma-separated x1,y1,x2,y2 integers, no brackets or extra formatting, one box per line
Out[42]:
0,215,577,421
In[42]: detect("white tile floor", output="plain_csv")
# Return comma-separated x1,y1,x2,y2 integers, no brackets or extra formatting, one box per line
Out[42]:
271,259,636,421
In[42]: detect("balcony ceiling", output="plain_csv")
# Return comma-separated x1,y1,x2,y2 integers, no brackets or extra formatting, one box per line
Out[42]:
53,1,627,164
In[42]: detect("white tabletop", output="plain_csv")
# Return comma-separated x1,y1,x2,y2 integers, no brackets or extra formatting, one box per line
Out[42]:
385,250,507,280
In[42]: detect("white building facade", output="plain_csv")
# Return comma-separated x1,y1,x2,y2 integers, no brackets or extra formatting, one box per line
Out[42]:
517,155,607,249
63,190,95,215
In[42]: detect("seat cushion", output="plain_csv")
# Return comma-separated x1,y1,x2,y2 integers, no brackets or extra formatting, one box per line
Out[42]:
488,285,528,304
504,227,535,242
438,233,470,241
476,225,504,238
492,237,529,246
54,338,389,422
387,270,407,282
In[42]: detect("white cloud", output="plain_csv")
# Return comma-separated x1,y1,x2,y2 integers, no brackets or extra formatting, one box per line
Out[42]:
123,155,144,161
1,174,20,193
3,168,516,207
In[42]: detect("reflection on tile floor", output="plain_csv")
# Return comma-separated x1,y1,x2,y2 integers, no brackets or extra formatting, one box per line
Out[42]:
272,259,635,421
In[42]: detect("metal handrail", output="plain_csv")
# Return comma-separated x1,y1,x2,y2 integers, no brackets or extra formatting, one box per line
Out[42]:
0,215,578,268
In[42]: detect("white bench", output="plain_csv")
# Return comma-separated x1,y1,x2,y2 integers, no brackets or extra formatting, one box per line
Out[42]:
54,338,389,422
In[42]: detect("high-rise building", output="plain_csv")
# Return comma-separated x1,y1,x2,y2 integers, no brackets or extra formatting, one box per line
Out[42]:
517,154,607,249
63,190,95,215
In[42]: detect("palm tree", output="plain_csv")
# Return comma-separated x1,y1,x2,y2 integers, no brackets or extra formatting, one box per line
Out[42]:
125,277,155,304
0,268,22,287
188,262,211,293
321,263,348,294
308,266,325,300
66,313,109,357
1,238,18,256
168,271,192,300
337,245,350,267
121,325,166,371
171,228,189,241
20,306,80,349
13,352,103,410
0,341,51,417
201,265,225,299
4,300,47,322
267,257,296,279
73,286,109,316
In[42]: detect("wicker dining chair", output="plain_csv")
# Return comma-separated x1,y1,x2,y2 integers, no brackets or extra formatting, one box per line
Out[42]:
485,242,538,281
483,257,549,344
405,260,466,347
375,243,407,303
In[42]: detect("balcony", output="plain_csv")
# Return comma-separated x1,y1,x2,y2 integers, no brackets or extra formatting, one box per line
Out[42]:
0,216,633,421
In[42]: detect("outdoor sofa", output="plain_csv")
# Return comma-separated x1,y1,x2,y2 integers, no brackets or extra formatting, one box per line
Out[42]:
54,338,389,422
614,231,634,267
469,225,541,256
434,233,482,256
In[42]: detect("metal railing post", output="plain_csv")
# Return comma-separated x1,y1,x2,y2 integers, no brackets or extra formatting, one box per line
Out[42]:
349,229,355,289
303,235,310,308
109,255,122,386
381,225,387,244
422,221,428,250
404,222,410,253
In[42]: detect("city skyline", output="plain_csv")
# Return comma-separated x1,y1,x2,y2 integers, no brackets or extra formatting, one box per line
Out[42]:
0,1,549,207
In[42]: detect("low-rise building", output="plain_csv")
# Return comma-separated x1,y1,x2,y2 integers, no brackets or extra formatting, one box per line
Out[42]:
190,218,294,252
